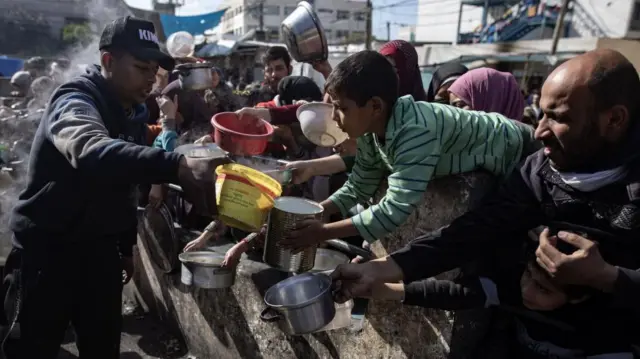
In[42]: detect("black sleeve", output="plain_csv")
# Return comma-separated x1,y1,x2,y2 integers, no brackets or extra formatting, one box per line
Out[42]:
610,268,640,316
403,278,487,310
390,158,546,284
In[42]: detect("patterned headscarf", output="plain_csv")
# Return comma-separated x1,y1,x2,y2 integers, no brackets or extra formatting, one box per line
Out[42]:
448,68,525,121
379,40,427,102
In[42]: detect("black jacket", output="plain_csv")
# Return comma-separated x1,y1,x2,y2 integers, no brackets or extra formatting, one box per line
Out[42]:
10,65,182,256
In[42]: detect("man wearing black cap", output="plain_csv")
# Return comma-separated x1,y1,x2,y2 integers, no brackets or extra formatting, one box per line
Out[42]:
2,17,226,358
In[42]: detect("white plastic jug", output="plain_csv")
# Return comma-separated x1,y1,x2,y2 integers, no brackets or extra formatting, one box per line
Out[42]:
166,31,195,58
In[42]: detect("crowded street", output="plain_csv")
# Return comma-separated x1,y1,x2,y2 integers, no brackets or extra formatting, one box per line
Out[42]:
1,0,640,358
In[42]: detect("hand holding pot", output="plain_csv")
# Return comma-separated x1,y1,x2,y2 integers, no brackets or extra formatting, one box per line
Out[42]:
280,218,328,251
177,155,231,218
222,240,250,268
283,160,316,184
156,94,178,119
330,262,377,303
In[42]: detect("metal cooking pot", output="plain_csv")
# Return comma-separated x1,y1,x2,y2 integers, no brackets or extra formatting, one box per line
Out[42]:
281,1,328,63
173,62,214,91
179,251,235,289
263,197,323,272
230,155,294,185
310,248,349,274
260,273,335,335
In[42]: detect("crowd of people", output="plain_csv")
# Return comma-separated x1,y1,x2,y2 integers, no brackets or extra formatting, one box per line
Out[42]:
0,13,638,359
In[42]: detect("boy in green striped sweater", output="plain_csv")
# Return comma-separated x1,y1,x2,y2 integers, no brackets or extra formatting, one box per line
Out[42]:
281,51,535,250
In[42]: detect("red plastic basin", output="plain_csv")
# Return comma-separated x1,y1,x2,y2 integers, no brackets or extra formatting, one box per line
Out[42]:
211,112,274,156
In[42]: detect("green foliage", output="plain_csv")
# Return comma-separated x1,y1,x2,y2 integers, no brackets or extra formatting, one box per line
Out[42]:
62,23,92,47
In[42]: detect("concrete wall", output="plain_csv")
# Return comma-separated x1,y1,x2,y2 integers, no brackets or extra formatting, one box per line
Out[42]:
133,171,496,359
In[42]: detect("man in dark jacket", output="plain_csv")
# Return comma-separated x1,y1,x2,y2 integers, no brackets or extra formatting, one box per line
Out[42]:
330,49,640,358
2,17,225,359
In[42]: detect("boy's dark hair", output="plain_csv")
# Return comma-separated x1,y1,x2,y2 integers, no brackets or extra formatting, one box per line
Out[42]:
262,46,291,69
325,50,398,108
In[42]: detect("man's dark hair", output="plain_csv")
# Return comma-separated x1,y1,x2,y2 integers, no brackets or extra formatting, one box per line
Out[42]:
588,56,640,120
325,50,398,108
262,46,291,69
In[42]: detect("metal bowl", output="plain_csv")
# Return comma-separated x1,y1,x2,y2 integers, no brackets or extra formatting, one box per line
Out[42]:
230,155,293,185
178,251,235,289
281,1,328,63
174,143,227,159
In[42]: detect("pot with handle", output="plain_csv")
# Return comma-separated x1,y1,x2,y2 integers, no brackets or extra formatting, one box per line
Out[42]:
173,62,214,91
260,273,335,335
179,251,235,289
325,239,373,261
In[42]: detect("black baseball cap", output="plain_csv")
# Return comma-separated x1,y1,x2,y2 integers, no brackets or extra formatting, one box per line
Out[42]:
99,16,175,71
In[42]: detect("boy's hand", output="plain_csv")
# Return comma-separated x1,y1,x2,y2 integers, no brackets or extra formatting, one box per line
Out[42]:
280,219,328,251
221,240,249,268
156,94,178,119
148,184,164,208
284,160,316,184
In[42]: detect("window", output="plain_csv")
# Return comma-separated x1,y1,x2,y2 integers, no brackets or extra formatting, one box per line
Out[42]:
324,29,332,39
335,30,349,39
318,8,334,14
263,5,280,16
337,10,350,20
284,6,297,15
354,12,366,21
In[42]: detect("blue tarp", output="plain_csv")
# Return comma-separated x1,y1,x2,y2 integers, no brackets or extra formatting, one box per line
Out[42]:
0,56,24,77
160,9,226,37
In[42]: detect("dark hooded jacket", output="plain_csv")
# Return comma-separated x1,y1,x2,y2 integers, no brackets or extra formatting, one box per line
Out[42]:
10,65,182,256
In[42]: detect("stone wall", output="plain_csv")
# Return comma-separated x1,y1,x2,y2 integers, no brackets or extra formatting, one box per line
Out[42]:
133,171,496,359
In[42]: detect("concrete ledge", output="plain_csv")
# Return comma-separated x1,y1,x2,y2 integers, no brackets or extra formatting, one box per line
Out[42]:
133,171,496,359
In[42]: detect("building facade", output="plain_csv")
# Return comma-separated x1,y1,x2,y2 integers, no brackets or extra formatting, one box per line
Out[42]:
217,0,367,43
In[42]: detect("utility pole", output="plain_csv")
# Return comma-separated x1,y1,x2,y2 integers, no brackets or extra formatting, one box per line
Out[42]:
386,21,390,41
365,0,372,50
550,0,571,55
258,1,264,32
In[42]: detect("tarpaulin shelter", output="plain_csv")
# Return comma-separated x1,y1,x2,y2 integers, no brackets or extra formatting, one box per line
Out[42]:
160,9,226,37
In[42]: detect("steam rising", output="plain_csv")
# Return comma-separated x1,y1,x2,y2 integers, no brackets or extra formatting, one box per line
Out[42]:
0,0,130,256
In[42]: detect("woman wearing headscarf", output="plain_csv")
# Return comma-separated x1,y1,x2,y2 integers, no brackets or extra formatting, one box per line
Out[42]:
206,66,239,113
426,63,468,103
448,68,526,121
378,40,427,101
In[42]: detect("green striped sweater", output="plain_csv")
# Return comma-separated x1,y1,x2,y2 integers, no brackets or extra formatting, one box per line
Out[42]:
328,95,530,243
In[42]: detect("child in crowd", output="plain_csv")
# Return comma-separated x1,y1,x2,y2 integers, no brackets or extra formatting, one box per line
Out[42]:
281,50,537,251
148,95,180,207
369,236,638,359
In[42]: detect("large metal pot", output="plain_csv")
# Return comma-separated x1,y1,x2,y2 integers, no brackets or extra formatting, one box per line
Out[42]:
179,251,235,289
281,1,328,63
263,197,323,272
260,273,335,335
173,62,214,91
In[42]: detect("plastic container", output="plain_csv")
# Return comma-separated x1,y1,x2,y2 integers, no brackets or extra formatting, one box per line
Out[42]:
215,163,283,232
166,31,195,58
212,112,274,156
296,102,348,147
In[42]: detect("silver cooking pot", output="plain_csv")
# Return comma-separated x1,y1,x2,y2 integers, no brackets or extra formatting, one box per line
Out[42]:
260,273,335,335
173,62,214,91
179,251,235,289
281,1,328,63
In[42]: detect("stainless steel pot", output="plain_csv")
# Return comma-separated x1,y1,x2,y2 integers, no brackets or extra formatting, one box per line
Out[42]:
174,62,214,91
230,155,294,185
263,197,323,272
310,248,349,274
281,1,328,63
179,251,235,289
260,273,335,335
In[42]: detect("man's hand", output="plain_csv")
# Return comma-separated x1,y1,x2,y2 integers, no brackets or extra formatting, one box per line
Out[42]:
311,60,332,79
122,256,134,284
330,262,378,303
280,219,328,251
177,156,231,218
284,160,316,184
535,228,618,291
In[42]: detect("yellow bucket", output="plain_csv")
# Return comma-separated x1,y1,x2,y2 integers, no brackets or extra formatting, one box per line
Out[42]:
215,163,283,232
